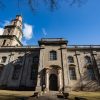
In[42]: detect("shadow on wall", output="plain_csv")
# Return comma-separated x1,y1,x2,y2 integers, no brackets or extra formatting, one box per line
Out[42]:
0,51,40,91
72,57,100,91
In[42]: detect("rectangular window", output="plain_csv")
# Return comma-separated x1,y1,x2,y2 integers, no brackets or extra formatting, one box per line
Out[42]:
50,51,57,60
30,65,38,80
33,57,39,63
0,65,4,78
68,56,74,63
87,67,96,80
1,57,7,63
12,65,21,80
69,67,77,80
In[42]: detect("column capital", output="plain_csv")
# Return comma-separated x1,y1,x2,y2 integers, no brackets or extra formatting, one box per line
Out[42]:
45,68,49,73
58,69,62,74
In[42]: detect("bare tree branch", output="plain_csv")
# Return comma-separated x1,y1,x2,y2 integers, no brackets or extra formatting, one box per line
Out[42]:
0,0,88,13
0,0,5,10
27,0,87,12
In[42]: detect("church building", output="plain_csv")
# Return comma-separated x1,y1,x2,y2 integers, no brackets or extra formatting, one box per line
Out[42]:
0,15,100,92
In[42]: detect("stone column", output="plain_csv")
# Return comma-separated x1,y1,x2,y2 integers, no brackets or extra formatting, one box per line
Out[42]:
58,69,63,91
45,69,49,91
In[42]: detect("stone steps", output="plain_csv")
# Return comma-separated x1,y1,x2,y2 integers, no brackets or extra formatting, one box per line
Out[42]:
42,91,60,97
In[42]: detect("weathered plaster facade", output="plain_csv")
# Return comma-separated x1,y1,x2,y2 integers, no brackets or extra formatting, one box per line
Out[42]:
0,15,100,92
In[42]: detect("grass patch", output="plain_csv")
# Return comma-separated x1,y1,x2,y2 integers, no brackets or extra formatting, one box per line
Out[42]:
69,91,100,100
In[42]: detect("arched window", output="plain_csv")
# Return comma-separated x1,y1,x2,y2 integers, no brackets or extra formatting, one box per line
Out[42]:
85,56,91,64
87,66,95,80
69,66,77,80
17,56,23,64
50,51,57,60
1,56,7,63
8,28,11,33
68,56,74,63
0,64,4,78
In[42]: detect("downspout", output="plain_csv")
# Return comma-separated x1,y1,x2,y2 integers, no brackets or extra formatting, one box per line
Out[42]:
75,47,83,90
6,52,13,85
19,50,26,87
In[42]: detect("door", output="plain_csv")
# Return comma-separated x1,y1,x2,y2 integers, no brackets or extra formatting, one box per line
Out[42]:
49,74,58,91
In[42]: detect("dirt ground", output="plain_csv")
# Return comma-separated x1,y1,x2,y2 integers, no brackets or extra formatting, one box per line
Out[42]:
0,90,99,100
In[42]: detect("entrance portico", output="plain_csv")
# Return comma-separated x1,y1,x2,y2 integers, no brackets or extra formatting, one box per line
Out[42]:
45,65,63,91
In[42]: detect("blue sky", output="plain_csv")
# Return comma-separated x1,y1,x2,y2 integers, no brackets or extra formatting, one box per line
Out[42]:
0,0,100,45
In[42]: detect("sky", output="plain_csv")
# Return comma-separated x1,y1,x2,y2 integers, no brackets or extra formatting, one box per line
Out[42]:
0,0,100,45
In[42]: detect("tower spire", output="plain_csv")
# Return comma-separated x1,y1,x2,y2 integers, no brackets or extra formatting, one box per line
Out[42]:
0,15,23,47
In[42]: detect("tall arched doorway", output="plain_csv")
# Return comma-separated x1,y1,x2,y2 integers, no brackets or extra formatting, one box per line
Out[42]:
49,74,58,91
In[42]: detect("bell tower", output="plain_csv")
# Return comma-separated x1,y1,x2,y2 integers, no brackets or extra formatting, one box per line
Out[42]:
0,15,23,46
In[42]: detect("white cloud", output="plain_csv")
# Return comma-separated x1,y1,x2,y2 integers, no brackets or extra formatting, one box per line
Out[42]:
23,23,33,40
21,40,28,45
0,20,10,27
3,20,10,26
42,28,47,36
0,28,4,35
0,20,10,35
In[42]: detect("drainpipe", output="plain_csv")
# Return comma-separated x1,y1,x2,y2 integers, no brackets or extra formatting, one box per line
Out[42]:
6,52,13,85
19,50,26,87
75,47,83,91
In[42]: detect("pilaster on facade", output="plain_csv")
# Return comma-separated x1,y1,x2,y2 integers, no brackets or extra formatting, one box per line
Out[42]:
36,46,45,91
45,68,49,91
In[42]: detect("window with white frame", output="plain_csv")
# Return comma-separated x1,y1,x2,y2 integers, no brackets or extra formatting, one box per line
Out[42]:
50,51,57,60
